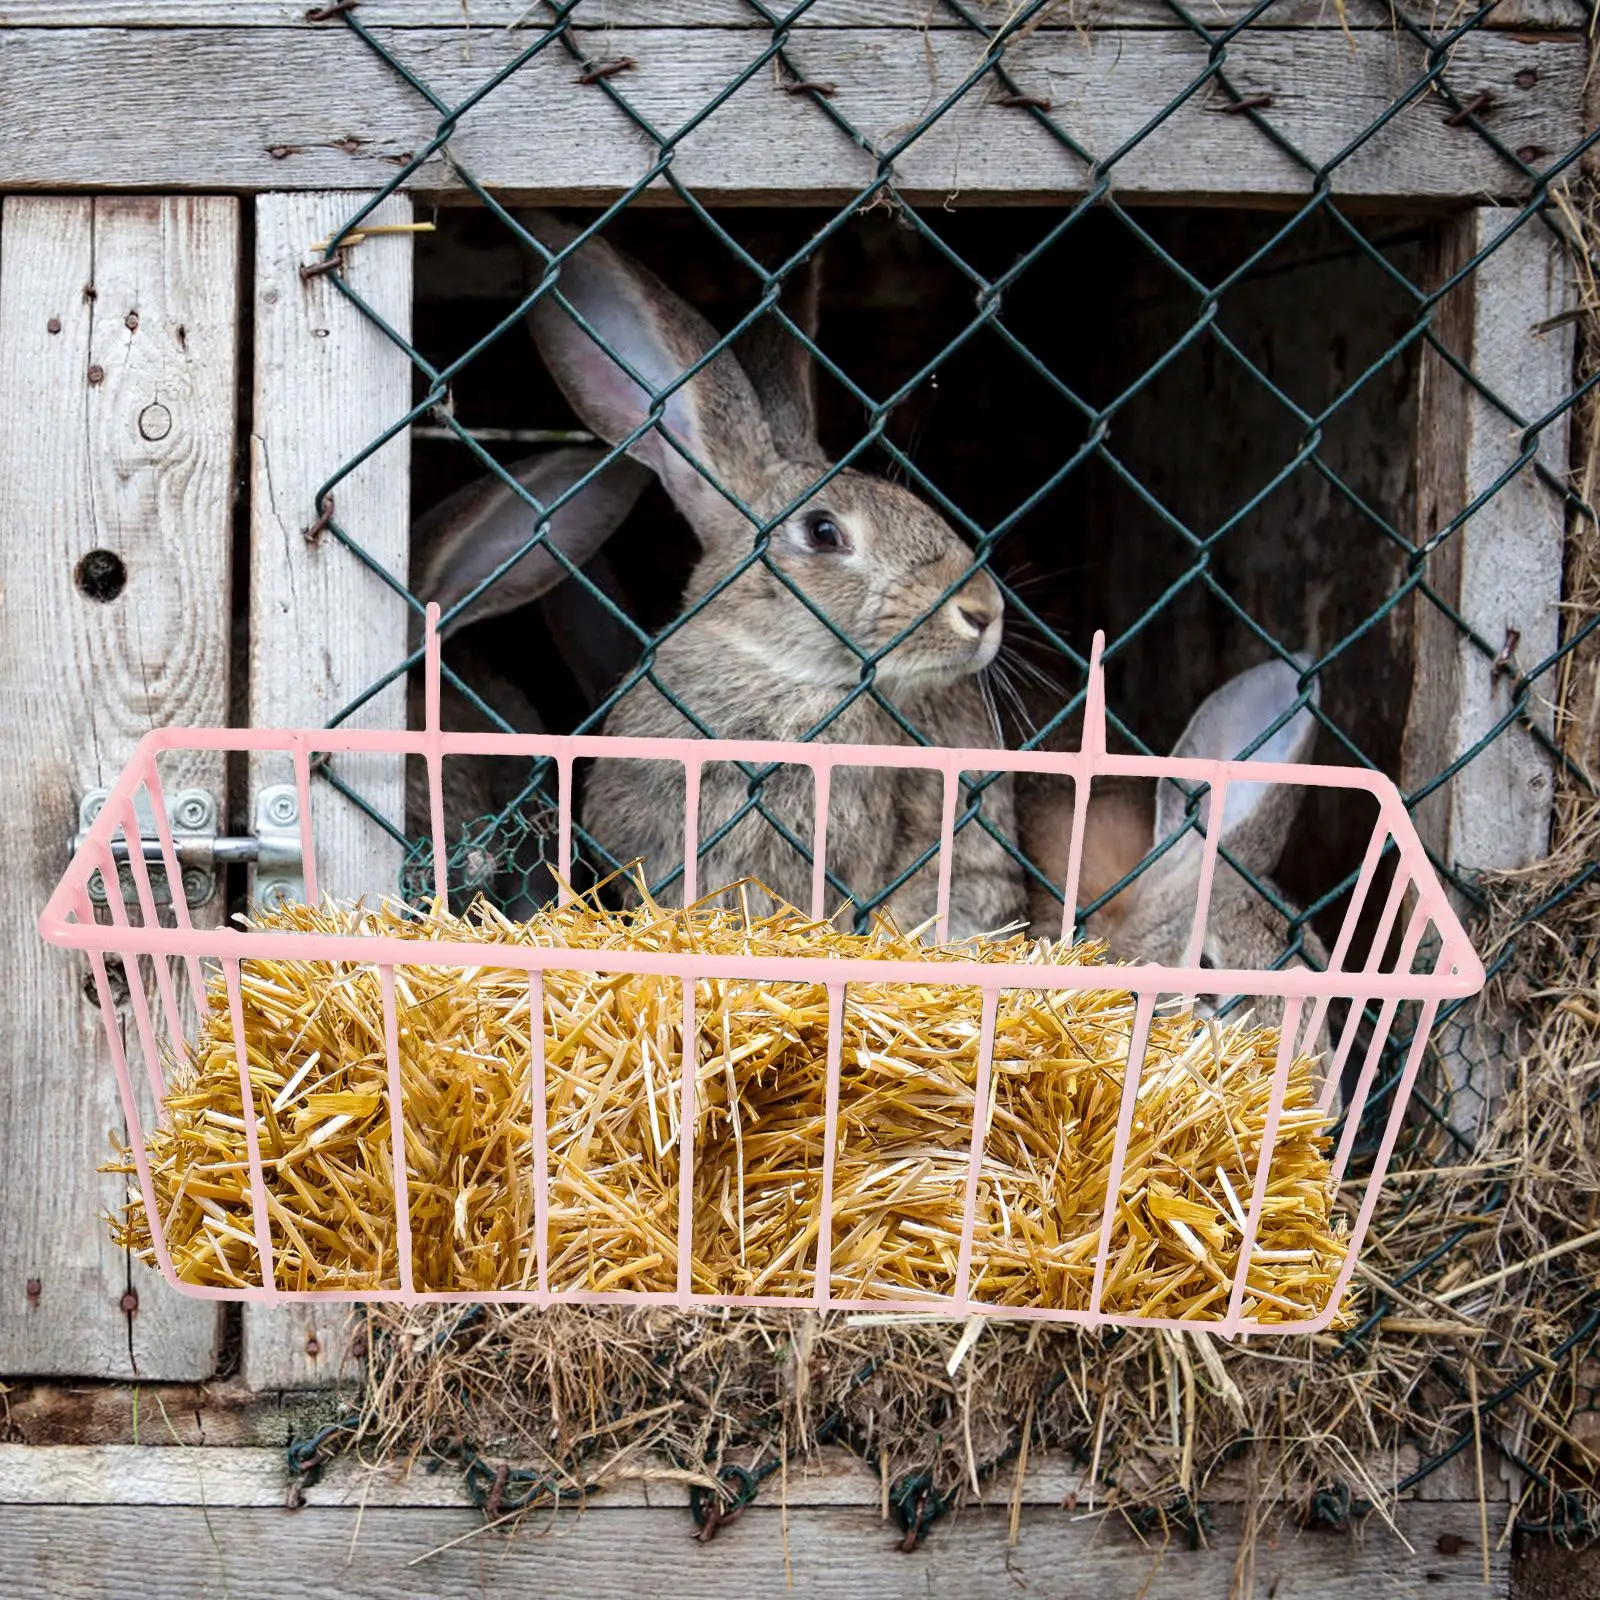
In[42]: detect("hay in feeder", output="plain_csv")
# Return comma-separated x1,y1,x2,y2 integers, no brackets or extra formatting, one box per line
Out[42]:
110,888,1348,1323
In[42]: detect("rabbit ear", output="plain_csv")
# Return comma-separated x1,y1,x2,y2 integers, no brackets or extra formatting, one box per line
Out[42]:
1153,656,1321,874
521,212,774,554
733,254,825,466
415,445,650,640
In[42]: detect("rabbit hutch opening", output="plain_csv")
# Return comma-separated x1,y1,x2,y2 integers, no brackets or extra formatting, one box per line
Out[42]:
406,203,1425,988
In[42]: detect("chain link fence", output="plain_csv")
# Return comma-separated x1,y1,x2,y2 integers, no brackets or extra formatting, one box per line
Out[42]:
286,0,1599,1532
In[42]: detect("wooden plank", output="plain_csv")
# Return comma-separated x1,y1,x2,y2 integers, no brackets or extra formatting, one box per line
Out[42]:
0,1441,1505,1511
0,0,1582,30
0,1501,1511,1598
0,26,1581,204
245,194,413,1389
1402,207,1573,1132
0,196,237,1380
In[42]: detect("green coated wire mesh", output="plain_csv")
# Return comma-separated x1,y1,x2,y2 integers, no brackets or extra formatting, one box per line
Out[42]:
284,0,1599,1530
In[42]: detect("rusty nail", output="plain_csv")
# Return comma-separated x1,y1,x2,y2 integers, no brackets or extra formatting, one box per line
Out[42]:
996,92,1052,111
299,251,345,282
305,0,358,20
1517,145,1546,164
1436,1532,1468,1556
267,144,297,161
1215,92,1274,114
303,495,336,545
124,310,139,333
46,316,61,335
576,56,636,85
898,1487,929,1553
1515,67,1538,89
1493,627,1522,681
305,1333,322,1358
83,284,97,303
780,79,839,98
87,365,105,387
25,1277,41,1305
1444,91,1497,127
120,1288,139,1315
483,1465,510,1520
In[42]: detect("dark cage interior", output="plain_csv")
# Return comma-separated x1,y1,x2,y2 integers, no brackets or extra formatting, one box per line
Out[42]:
406,202,1425,957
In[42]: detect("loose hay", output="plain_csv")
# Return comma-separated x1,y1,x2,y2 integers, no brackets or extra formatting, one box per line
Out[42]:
111,890,1348,1323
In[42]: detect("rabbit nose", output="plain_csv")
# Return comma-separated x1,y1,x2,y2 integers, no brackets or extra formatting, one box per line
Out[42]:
952,590,1001,638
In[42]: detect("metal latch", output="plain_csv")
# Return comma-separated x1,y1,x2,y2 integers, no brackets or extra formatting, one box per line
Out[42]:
74,786,305,909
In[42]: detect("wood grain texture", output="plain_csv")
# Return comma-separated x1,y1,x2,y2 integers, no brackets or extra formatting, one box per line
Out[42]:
0,196,236,1381
244,193,413,1390
0,0,1583,30
1401,208,1572,1131
0,1500,1511,1598
0,26,1580,203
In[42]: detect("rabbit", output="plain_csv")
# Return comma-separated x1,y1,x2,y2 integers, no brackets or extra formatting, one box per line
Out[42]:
407,444,651,913
517,212,1025,940
1018,656,1334,1064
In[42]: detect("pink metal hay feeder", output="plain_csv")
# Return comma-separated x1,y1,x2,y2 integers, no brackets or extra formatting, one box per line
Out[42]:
40,608,1483,1333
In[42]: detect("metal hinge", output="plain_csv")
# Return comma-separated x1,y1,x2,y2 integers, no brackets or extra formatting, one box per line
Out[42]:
74,786,305,909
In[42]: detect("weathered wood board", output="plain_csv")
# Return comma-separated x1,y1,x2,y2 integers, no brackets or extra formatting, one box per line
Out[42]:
0,1498,1512,1599
0,25,1580,203
0,0,1584,29
1402,206,1573,1132
244,192,413,1390
0,196,236,1380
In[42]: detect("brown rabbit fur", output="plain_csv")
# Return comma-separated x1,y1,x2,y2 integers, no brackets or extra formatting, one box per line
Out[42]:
522,214,1024,938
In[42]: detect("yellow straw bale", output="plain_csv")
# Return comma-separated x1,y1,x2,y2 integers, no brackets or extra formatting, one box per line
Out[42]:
109,888,1350,1323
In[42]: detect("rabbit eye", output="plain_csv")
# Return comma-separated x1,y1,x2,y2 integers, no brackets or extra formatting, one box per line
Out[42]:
801,513,847,553
1198,952,1217,970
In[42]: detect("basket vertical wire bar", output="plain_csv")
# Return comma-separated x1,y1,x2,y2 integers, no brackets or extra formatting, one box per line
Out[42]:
222,956,278,1296
810,761,832,922
1329,895,1436,1186
98,840,169,1113
556,754,574,905
292,738,320,904
1180,777,1230,976
115,789,186,1069
1317,989,1371,1114
676,974,699,1304
935,765,959,944
1088,990,1158,1317
379,964,417,1296
1323,996,1441,1313
813,981,846,1309
953,985,1002,1306
1302,817,1393,1073
682,759,702,909
79,884,183,1288
140,759,206,1014
1058,772,1091,944
1223,995,1304,1331
529,971,550,1297
423,604,448,904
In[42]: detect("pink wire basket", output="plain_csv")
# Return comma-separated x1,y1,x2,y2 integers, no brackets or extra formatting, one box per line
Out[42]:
40,607,1483,1334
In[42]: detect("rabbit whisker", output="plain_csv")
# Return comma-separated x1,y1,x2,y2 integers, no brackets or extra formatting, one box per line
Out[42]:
977,666,1005,748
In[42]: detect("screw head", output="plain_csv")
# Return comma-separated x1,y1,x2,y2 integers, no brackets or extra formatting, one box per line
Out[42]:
175,793,213,830
120,1288,139,1315
259,878,293,909
266,790,299,827
88,870,108,904
181,868,212,906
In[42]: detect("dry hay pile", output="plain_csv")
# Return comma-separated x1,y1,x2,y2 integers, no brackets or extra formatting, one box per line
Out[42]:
113,893,1344,1324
